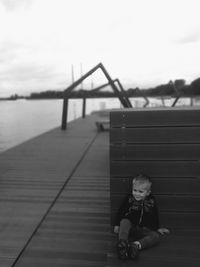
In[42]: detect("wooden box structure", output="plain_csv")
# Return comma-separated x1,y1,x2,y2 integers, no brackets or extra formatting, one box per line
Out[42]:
110,107,200,230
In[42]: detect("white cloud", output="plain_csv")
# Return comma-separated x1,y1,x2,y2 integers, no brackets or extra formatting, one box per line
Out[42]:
0,0,32,11
0,0,200,96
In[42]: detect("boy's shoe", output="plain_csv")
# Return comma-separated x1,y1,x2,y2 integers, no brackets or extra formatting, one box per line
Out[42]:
128,242,139,260
116,239,129,260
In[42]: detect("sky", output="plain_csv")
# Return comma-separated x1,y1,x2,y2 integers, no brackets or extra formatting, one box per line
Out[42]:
0,0,200,97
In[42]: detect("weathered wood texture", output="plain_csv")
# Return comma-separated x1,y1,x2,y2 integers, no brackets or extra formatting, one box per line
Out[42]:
108,107,200,267
110,107,200,227
0,115,111,267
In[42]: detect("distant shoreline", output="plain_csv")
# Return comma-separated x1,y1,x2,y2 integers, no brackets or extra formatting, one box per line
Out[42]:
1,95,200,101
0,98,17,101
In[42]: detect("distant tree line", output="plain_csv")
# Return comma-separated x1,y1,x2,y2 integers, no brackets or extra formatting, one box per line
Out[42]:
27,89,117,99
28,90,63,99
25,77,200,99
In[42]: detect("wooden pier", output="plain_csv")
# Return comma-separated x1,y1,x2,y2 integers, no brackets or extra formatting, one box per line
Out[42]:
0,111,200,267
0,114,110,267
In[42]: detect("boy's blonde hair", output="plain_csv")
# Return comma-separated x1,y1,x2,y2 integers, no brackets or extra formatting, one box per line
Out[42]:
132,173,152,191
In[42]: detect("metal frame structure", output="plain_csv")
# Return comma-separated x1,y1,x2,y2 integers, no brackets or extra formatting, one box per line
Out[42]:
61,63,132,130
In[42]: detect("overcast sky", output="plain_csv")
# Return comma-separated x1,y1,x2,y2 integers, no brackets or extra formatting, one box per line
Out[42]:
0,0,200,97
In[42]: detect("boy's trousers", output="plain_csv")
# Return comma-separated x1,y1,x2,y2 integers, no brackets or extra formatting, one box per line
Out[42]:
119,218,160,249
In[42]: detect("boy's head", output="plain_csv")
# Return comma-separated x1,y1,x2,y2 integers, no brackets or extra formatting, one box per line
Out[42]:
132,174,152,201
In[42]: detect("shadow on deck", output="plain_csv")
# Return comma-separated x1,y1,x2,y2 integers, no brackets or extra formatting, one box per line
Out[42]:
0,112,200,267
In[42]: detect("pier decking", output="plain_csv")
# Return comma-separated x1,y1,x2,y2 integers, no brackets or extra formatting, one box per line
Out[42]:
0,112,200,267
0,114,110,267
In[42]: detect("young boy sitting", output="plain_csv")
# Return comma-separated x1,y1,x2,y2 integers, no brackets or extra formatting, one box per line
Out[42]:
114,174,169,260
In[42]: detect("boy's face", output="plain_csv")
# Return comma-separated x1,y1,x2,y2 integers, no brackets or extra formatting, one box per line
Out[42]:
132,181,150,201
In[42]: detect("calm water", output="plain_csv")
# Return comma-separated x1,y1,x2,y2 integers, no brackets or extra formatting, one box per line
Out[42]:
0,97,197,153
0,98,121,153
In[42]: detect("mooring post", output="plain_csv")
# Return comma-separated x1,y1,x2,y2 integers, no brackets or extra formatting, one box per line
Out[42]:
61,97,68,130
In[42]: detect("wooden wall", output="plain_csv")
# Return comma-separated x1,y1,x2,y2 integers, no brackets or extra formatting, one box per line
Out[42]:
109,107,200,229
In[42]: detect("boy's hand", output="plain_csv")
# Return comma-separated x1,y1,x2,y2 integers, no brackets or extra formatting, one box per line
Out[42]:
114,225,120,234
157,228,170,235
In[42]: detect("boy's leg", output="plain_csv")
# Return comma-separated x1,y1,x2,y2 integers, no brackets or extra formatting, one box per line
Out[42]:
119,218,132,241
137,228,160,250
116,219,132,260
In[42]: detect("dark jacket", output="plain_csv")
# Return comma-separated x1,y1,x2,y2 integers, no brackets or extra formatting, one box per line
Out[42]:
115,194,159,230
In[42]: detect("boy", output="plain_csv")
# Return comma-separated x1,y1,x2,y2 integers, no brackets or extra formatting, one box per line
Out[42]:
114,174,169,260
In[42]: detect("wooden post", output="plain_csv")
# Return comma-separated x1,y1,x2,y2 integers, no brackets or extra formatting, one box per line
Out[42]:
82,97,86,118
190,97,193,106
61,97,68,130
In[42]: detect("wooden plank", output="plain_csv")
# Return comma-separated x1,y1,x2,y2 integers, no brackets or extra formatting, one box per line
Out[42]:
110,177,200,194
110,161,199,178
110,194,200,212
110,108,200,127
110,127,200,143
0,259,14,267
110,143,200,160
160,211,200,229
110,211,200,228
